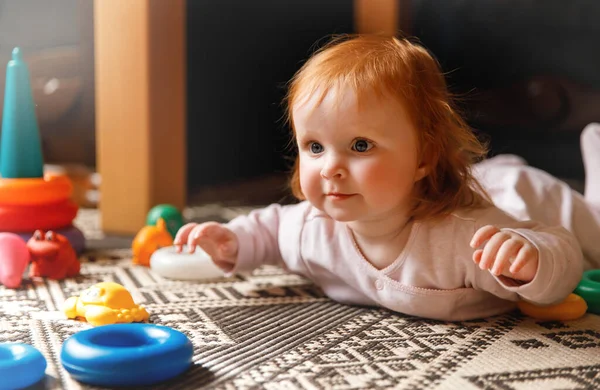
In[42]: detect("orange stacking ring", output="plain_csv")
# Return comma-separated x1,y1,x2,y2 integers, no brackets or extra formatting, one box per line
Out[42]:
0,199,78,232
0,174,72,205
517,293,588,321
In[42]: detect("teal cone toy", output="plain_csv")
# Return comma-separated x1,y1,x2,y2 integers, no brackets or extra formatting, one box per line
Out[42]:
0,47,44,178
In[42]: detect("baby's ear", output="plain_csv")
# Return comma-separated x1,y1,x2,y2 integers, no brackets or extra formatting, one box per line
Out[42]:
414,162,429,182
414,140,433,182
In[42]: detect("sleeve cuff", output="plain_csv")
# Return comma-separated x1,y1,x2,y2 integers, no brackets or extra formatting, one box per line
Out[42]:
223,218,259,277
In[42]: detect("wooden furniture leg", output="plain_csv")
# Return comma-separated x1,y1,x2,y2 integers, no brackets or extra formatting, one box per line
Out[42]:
94,0,186,235
354,0,399,35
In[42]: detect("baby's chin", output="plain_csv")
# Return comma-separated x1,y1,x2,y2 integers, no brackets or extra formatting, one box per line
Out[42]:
308,198,364,222
330,215,356,223
320,207,360,223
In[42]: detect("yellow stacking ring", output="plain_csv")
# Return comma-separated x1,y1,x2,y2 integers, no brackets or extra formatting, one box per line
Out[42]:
517,293,588,321
0,199,78,232
0,174,72,205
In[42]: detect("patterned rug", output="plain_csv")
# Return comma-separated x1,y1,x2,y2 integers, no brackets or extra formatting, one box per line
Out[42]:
1,207,600,390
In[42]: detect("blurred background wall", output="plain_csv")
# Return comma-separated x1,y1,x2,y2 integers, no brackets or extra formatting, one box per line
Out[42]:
0,0,95,167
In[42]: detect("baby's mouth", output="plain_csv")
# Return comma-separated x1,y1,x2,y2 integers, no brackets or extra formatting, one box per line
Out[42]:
326,193,355,200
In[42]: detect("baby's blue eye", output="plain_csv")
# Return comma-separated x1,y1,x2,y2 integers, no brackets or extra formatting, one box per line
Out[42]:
352,139,372,152
310,142,324,154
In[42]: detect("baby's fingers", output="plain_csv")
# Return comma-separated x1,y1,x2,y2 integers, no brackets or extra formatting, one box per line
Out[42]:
199,223,235,242
472,249,483,264
509,244,537,274
491,239,523,276
470,225,500,248
478,231,511,271
173,223,199,252
189,222,238,258
186,222,223,253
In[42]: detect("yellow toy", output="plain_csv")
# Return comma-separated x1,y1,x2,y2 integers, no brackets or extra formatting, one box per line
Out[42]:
517,293,587,321
132,218,173,266
63,282,150,326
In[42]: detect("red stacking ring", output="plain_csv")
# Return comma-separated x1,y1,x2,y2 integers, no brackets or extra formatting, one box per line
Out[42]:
0,199,78,232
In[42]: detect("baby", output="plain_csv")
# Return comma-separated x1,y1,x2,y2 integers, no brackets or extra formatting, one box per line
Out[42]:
175,35,585,321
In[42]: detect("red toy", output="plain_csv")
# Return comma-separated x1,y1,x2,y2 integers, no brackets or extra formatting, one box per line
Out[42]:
28,230,80,279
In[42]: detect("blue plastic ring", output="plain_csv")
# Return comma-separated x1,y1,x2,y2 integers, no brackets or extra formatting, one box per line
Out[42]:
0,343,47,390
60,323,193,387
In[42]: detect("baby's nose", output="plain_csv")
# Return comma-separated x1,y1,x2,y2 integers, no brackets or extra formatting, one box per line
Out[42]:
320,154,346,179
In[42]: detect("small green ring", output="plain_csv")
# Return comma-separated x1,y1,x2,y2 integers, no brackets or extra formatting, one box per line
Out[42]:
574,269,600,314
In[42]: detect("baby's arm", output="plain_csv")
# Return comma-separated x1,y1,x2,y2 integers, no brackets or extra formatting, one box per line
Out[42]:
175,202,309,276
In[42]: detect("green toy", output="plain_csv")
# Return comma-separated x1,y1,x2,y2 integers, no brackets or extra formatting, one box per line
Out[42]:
574,269,600,315
0,47,44,178
146,204,184,239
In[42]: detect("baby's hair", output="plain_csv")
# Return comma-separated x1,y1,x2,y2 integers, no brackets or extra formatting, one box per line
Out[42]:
284,34,490,220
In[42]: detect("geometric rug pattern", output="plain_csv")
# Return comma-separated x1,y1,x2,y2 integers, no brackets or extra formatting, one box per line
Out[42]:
1,208,599,389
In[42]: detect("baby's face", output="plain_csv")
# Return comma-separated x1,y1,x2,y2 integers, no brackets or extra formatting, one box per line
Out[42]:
292,87,427,225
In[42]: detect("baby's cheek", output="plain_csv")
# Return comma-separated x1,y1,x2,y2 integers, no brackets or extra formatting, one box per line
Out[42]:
357,162,392,187
299,163,321,197
359,162,413,200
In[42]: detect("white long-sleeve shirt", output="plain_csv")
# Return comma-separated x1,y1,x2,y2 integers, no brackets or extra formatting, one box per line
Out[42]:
226,189,584,321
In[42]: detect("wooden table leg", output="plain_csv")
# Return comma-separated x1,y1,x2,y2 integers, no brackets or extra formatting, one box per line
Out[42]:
354,0,399,35
94,0,186,235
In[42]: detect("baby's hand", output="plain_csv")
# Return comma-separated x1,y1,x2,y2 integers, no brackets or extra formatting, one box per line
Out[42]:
470,225,539,282
174,222,239,271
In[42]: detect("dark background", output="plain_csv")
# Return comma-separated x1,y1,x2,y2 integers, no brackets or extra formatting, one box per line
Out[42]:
185,0,600,194
185,0,354,192
410,0,600,183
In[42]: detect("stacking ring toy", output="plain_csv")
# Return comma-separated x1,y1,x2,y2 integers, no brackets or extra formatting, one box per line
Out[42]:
150,245,224,280
517,293,588,321
0,343,47,389
61,323,193,387
574,269,600,314
0,174,72,205
0,199,78,232
16,225,86,255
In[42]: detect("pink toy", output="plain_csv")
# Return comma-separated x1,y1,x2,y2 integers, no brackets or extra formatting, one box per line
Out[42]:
28,230,80,280
0,233,30,288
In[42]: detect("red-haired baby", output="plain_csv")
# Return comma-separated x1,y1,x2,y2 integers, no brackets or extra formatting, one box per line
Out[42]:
175,35,586,321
